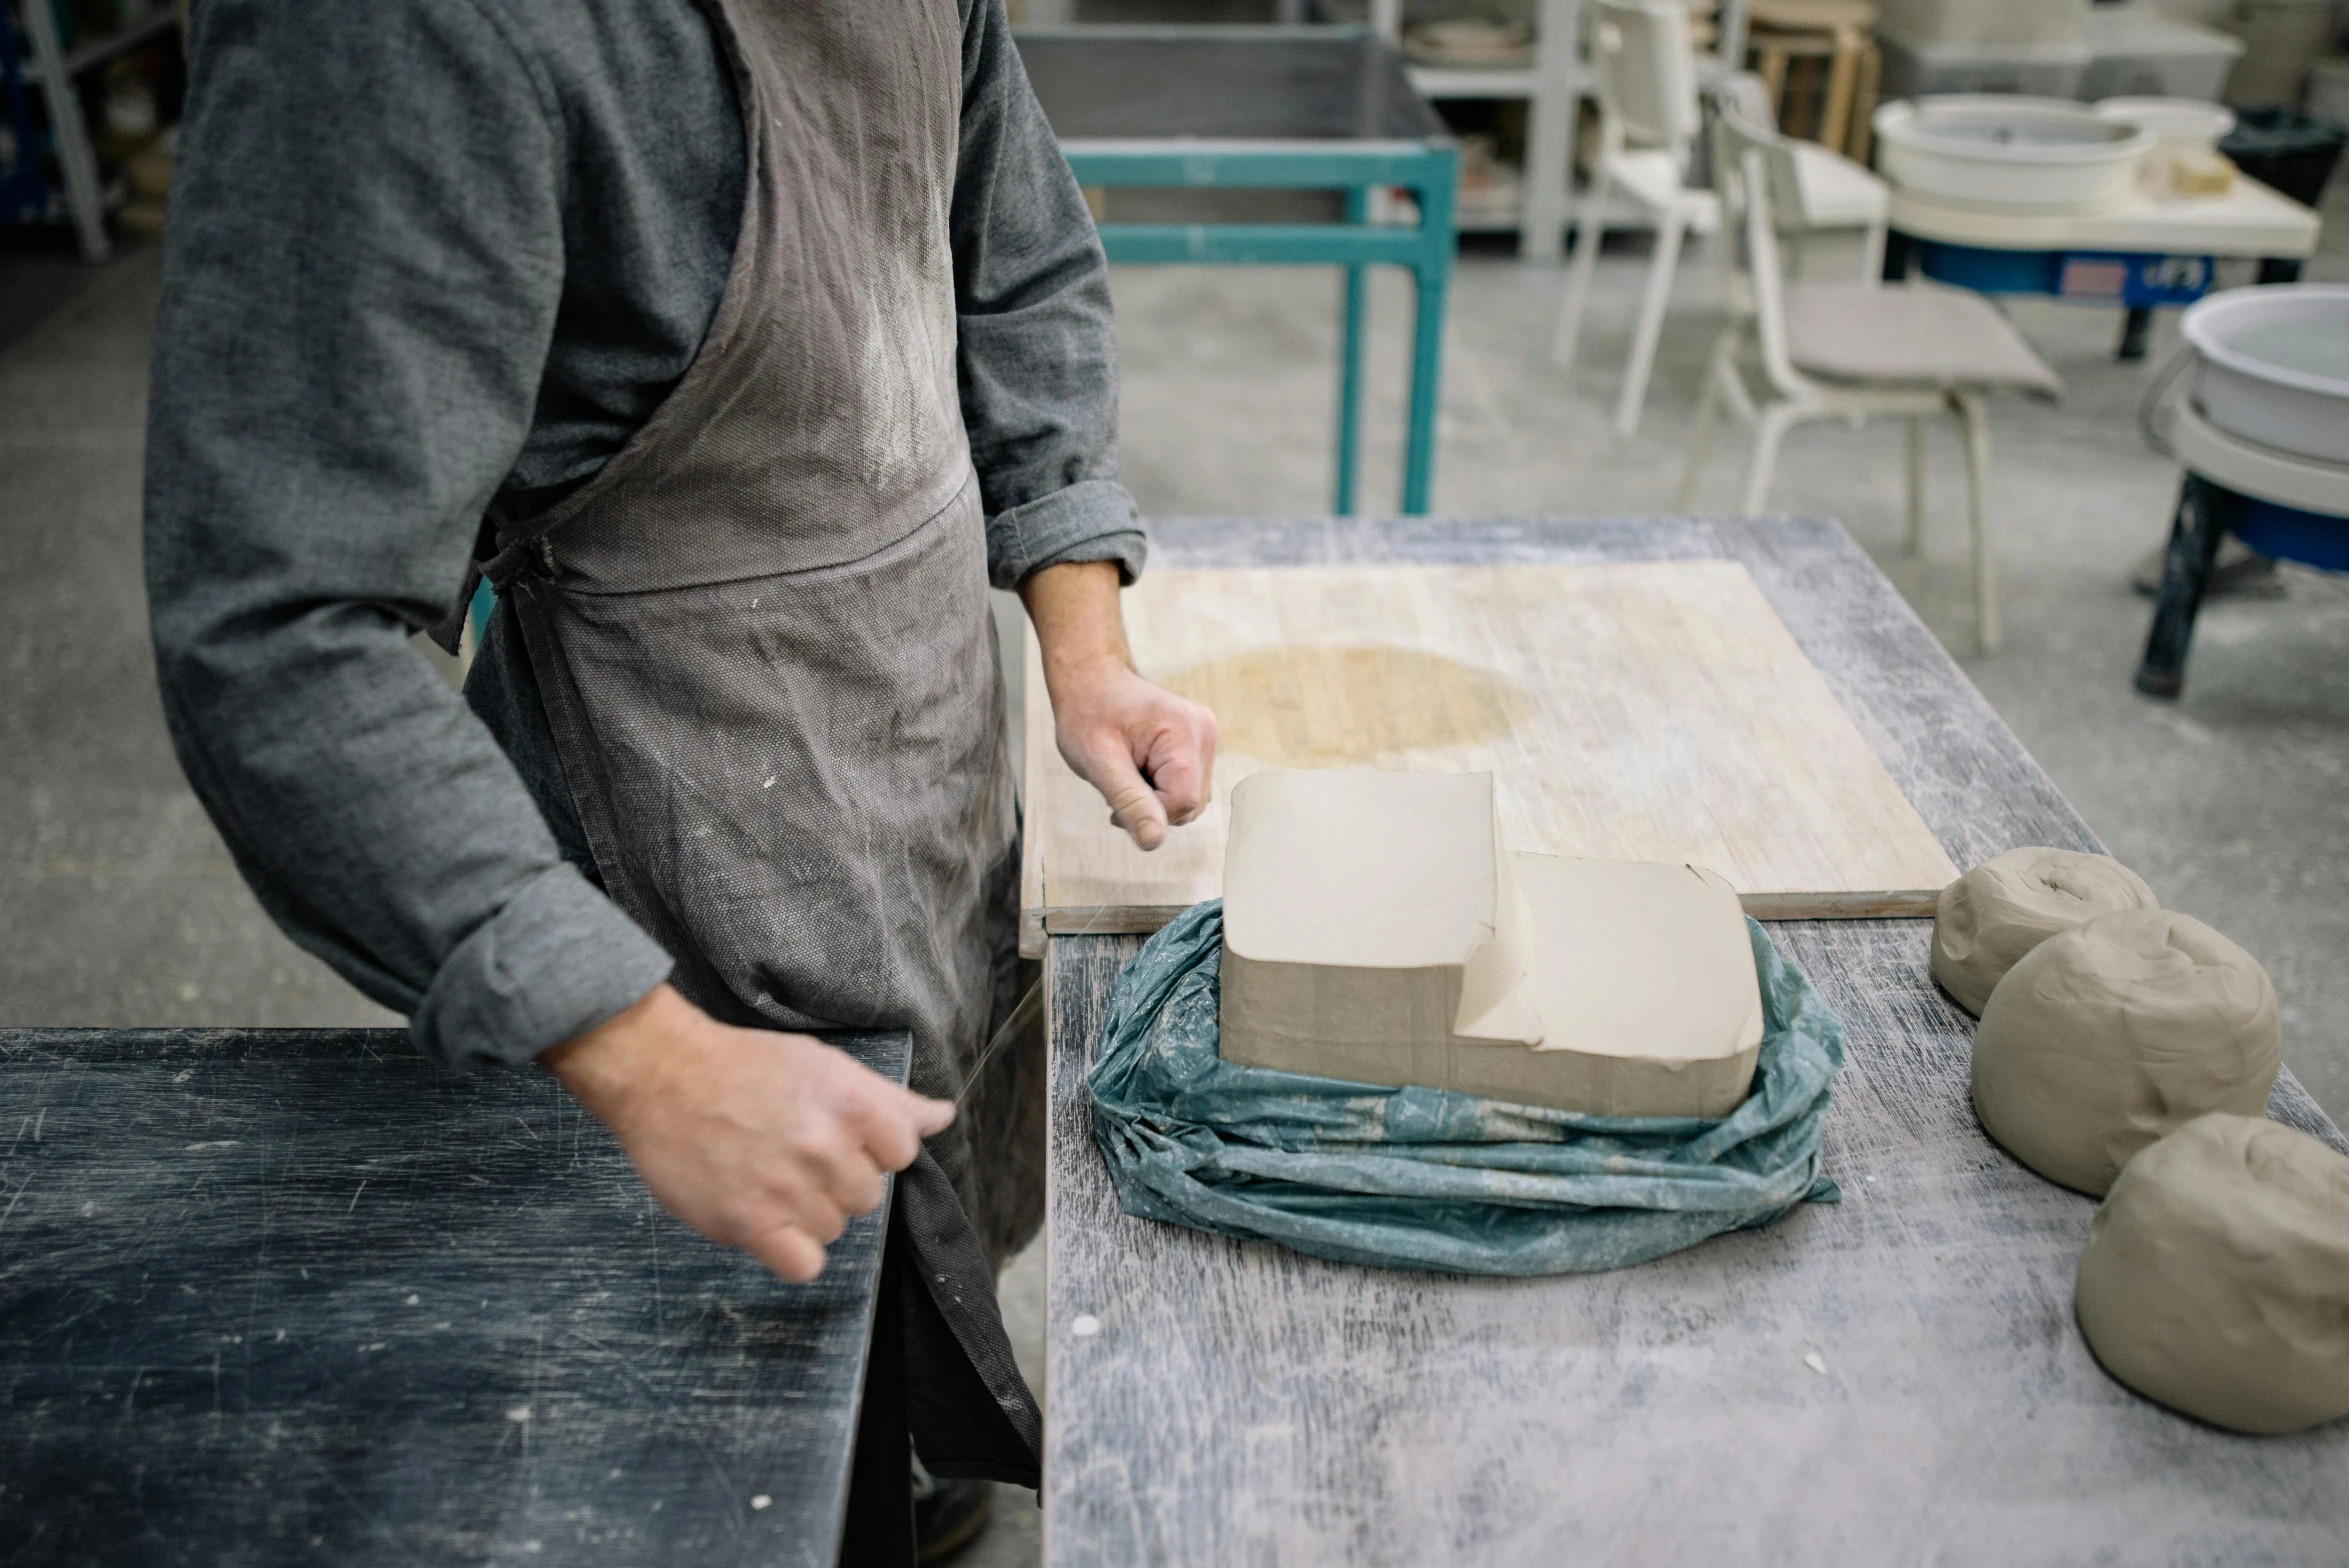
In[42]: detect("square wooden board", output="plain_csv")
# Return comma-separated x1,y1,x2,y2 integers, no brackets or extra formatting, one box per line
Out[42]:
1021,561,1959,955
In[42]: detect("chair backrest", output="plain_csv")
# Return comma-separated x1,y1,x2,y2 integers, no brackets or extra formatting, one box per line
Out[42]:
1711,0,1751,76
1592,0,1704,152
1711,80,1810,227
1711,101,1810,395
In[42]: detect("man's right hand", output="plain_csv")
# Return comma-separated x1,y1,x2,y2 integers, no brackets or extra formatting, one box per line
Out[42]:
542,984,953,1283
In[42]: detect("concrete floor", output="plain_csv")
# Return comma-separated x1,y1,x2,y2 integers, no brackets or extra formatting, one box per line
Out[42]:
6,179,2349,1566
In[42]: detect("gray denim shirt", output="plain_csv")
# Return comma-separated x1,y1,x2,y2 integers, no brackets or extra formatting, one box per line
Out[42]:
144,0,1141,1068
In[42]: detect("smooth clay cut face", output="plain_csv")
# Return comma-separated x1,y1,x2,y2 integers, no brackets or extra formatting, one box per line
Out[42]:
1971,909,2279,1196
2076,1113,2349,1434
1218,768,1762,1117
1931,847,2158,1016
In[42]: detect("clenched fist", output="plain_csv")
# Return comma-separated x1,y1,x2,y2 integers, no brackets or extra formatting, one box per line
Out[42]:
545,984,953,1282
1020,559,1219,851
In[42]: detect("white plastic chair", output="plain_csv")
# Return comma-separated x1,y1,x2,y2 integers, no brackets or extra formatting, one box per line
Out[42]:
1676,106,2061,654
1553,1,1891,440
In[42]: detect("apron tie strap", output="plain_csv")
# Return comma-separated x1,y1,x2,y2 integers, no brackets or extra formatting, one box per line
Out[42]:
423,508,554,657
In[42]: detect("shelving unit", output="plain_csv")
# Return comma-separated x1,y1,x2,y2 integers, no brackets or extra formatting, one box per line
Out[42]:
7,0,180,260
1364,0,1749,258
26,1,176,80
1346,0,1583,255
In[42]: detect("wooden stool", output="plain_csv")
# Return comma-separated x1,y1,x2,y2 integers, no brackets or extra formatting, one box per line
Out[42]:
1748,0,1878,161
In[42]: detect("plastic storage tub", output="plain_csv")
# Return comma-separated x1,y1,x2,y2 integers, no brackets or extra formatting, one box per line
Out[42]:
2184,285,2349,464
2079,8,2244,102
1878,0,2091,48
1877,35,2092,103
1875,96,2154,210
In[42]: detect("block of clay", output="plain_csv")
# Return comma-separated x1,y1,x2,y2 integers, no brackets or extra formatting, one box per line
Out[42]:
1219,770,1542,1097
1218,769,1762,1117
1483,854,1763,1117
1971,909,2279,1196
2076,1113,2349,1435
1931,847,2158,1016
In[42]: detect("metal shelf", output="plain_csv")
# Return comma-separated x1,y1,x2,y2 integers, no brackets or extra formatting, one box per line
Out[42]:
1406,64,1537,100
21,3,178,81
5,0,179,260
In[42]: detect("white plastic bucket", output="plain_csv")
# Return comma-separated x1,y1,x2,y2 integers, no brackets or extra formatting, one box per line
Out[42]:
2184,285,2349,464
2098,97,2236,192
2095,97,2236,149
1875,96,2154,210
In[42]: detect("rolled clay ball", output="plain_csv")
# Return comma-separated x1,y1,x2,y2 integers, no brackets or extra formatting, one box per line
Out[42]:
1931,847,2158,1016
2076,1113,2349,1434
1971,909,2279,1196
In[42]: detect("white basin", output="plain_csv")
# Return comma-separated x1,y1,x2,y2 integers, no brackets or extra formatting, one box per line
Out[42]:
2184,285,2349,465
2094,97,2235,152
1875,96,2153,212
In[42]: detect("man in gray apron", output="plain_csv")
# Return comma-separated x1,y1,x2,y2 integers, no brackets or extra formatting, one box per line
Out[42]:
142,0,1215,1551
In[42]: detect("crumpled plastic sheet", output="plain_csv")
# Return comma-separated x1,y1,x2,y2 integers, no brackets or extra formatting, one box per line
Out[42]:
1088,901,1846,1276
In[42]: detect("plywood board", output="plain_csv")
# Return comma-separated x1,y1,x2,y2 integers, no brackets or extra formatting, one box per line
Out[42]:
1021,561,1961,953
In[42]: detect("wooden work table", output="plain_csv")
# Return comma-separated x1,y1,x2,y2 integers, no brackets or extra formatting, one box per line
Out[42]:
1041,516,2349,1565
0,1025,910,1566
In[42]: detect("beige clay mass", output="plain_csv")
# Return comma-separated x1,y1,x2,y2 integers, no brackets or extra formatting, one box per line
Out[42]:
1930,847,2158,1016
2076,1113,2349,1434
1971,909,2279,1196
1217,769,1762,1117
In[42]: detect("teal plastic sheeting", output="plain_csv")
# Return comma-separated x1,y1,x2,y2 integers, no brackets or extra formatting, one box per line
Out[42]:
1088,902,1846,1276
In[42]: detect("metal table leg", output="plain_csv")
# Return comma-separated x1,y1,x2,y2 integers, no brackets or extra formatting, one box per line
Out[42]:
1400,164,1457,516
2117,307,2152,361
2135,471,2239,699
1335,187,1368,517
1880,229,1915,284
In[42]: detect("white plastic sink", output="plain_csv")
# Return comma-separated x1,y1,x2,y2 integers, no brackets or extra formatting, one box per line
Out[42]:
2184,285,2349,465
1875,95,2153,211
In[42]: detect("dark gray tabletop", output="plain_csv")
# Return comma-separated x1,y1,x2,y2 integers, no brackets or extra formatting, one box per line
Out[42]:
1041,516,2349,1567
0,1025,909,1568
1014,26,1448,144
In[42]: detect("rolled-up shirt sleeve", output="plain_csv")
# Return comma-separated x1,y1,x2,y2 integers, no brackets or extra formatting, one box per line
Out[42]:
952,0,1148,590
143,0,671,1068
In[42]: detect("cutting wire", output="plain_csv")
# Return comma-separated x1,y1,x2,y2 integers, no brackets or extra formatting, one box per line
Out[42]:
951,884,1146,1110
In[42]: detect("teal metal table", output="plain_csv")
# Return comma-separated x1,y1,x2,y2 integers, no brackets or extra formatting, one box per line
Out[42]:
1017,27,1460,515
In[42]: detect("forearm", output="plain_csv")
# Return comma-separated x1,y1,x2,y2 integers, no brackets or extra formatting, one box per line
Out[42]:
1020,558,1130,694
147,584,672,1065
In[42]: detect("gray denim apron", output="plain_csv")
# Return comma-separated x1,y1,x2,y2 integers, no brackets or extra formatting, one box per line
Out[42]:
470,0,1041,1484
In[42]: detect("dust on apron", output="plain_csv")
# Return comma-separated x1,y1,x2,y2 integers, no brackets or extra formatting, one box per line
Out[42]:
468,0,1041,1484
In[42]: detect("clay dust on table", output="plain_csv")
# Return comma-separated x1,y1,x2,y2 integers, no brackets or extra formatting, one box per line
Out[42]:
1158,644,1533,769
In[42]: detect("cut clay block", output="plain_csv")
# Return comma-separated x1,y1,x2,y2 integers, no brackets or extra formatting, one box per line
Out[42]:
1219,770,1543,1088
1504,853,1763,1117
1218,769,1763,1117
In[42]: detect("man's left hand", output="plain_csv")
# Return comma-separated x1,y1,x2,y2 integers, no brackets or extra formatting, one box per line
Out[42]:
1020,559,1218,851
1049,657,1218,851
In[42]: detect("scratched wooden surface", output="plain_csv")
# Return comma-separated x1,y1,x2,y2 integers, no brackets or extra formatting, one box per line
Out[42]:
0,1026,908,1568
1021,559,1961,946
1042,517,2349,1567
